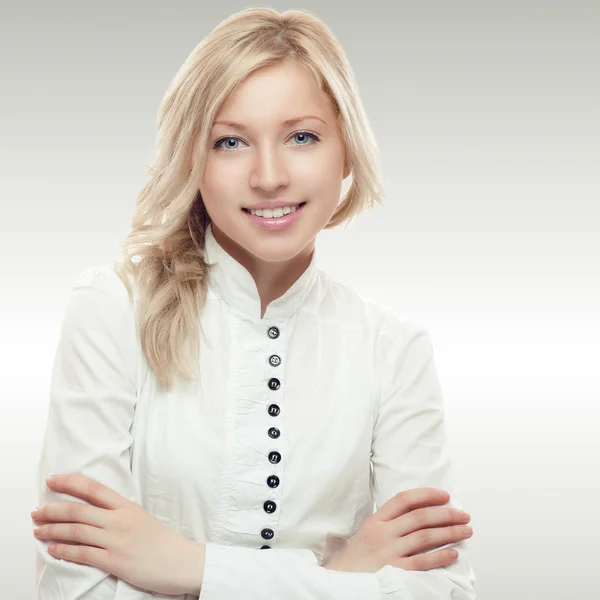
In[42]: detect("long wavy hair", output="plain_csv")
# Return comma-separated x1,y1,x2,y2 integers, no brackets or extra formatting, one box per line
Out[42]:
114,7,385,392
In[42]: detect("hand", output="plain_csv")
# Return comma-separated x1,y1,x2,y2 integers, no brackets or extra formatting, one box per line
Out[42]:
323,488,472,573
31,474,205,596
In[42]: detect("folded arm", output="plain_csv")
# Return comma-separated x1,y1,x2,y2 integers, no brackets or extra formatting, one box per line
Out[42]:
35,266,146,599
36,267,474,599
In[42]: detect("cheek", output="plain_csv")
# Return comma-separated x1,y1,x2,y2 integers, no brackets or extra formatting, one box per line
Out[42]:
296,145,344,183
200,164,241,208
299,162,343,203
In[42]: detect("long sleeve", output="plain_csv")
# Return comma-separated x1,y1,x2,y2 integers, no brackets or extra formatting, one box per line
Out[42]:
34,267,374,600
199,544,381,599
34,266,151,599
369,319,477,598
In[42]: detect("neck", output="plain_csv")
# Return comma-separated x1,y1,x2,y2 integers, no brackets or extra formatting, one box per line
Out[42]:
211,225,314,318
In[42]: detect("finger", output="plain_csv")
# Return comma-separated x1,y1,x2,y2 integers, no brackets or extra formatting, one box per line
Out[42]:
376,488,450,522
392,505,471,537
45,474,132,511
398,548,459,572
399,525,473,557
32,501,112,529
47,542,111,572
34,522,109,549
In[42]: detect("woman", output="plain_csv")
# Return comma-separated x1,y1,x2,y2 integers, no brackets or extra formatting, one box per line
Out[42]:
33,7,476,599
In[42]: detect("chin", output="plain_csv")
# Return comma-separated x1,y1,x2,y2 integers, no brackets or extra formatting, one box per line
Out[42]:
242,230,314,263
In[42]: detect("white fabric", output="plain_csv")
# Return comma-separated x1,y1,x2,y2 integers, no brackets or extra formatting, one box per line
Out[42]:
35,224,476,599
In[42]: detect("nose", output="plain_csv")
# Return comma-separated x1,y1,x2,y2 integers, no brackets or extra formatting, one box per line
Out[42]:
249,145,290,193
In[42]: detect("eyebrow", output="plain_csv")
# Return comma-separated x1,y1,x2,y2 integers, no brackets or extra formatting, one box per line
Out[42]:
212,115,327,130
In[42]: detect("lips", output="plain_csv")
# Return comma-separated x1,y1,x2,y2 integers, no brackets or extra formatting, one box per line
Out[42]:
242,202,307,216
242,201,306,230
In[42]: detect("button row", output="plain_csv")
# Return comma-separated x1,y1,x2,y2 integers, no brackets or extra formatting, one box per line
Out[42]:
261,326,282,550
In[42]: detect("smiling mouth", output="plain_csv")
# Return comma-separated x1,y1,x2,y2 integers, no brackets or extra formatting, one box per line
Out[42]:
242,202,307,218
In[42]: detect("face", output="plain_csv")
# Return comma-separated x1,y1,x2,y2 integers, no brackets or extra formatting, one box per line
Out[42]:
196,59,351,266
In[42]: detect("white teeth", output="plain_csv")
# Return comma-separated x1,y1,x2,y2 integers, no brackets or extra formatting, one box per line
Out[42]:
249,204,300,218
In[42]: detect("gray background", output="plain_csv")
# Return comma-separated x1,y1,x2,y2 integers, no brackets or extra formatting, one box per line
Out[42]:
1,1,598,598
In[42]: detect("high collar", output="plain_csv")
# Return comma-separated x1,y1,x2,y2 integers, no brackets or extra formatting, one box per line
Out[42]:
203,224,319,322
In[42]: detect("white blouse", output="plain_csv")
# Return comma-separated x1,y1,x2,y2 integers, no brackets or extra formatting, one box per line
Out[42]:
35,224,476,599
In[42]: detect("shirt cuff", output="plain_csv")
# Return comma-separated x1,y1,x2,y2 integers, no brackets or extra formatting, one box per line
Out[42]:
199,542,380,600
325,568,381,599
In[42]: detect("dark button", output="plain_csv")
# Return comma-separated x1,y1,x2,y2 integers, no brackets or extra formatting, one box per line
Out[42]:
267,475,280,488
268,378,281,391
260,545,271,549
269,354,281,367
268,451,281,464
261,528,275,540
263,500,277,513
267,326,280,339
268,427,280,439
268,404,280,417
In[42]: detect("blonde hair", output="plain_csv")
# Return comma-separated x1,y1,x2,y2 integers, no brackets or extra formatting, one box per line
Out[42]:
114,7,384,392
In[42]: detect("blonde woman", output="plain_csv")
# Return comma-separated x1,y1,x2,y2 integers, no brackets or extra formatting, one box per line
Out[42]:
32,7,476,599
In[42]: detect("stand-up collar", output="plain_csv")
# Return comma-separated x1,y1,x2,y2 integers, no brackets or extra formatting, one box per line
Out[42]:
203,224,319,321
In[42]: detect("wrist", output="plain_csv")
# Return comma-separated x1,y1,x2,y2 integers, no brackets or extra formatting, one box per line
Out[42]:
179,539,206,596
323,553,346,572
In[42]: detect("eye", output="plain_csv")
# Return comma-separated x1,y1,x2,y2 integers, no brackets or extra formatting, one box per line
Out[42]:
213,137,247,152
290,131,320,146
213,131,321,152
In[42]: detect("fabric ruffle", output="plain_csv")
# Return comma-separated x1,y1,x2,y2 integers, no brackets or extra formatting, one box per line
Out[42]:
210,313,287,546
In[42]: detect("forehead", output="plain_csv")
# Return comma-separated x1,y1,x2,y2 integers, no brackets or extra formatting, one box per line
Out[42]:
213,61,335,127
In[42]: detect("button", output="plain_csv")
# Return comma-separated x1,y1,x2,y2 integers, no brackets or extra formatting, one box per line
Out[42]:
267,475,280,488
268,451,281,464
268,427,280,439
268,404,280,417
267,326,280,339
261,528,274,540
269,354,281,367
260,545,271,549
263,500,277,513
268,378,281,391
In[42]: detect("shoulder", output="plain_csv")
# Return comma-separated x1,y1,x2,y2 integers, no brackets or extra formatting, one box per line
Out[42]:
61,263,141,337
69,262,138,309
315,268,427,343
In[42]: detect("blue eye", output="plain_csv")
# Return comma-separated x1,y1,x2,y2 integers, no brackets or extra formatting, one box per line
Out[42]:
291,132,319,145
213,131,321,152
215,137,244,151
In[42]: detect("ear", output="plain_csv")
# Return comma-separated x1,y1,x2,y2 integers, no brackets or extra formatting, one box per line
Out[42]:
343,157,351,180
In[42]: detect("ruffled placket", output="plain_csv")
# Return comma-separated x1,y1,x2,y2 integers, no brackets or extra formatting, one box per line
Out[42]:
203,225,319,550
